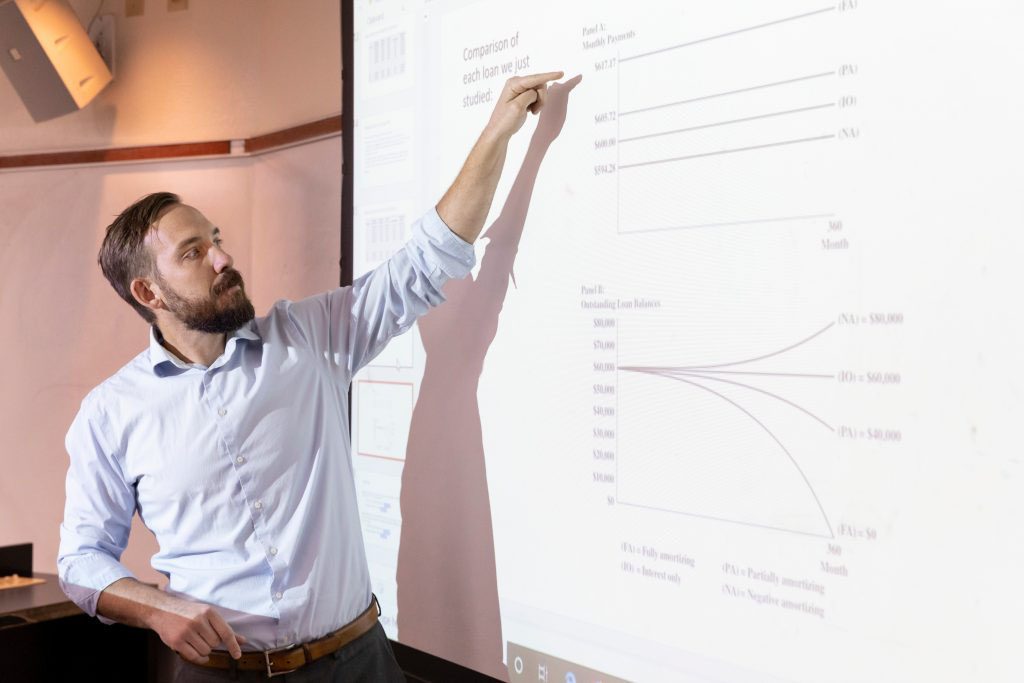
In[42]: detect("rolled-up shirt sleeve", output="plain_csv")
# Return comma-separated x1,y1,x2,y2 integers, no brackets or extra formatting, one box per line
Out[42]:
58,396,137,623
281,207,476,379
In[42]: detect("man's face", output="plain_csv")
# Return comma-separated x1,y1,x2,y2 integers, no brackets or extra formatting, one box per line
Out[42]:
146,204,255,334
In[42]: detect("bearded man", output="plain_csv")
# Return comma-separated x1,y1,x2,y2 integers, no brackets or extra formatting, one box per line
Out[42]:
57,71,563,682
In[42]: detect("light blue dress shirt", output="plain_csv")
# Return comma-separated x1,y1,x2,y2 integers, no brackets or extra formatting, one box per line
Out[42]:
58,208,474,650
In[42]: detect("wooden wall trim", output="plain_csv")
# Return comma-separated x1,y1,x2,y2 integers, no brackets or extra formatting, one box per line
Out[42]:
0,115,342,170
244,116,341,154
0,141,231,170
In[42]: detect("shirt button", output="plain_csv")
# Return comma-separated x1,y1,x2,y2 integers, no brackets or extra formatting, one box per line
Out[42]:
254,500,263,510
218,408,227,417
236,456,245,464
269,547,278,556
274,592,283,600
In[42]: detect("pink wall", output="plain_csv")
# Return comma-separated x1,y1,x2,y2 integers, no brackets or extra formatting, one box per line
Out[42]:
0,0,342,583
250,138,343,306
0,137,341,583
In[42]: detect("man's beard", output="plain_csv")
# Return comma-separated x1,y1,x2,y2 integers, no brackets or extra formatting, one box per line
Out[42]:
157,268,256,334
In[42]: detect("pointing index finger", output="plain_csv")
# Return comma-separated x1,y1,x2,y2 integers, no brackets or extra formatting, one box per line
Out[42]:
511,71,565,93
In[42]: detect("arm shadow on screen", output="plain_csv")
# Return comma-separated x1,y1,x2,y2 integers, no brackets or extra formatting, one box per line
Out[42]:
395,75,582,681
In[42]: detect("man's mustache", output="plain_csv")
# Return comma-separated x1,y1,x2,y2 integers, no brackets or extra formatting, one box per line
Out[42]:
211,269,245,296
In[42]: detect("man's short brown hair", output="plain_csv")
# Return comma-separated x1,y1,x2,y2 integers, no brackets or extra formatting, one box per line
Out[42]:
98,192,180,323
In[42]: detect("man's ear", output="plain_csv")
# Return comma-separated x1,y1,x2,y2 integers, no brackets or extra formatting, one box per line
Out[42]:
130,277,164,315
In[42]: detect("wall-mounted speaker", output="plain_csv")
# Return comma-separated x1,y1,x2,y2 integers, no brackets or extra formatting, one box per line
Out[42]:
0,0,113,122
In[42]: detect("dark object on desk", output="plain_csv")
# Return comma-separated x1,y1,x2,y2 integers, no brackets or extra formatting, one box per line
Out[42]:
0,543,32,577
0,615,28,628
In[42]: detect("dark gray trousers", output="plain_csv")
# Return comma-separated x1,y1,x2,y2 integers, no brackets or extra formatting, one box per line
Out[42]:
172,623,405,682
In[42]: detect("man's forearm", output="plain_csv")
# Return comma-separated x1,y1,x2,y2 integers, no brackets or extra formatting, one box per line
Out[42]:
97,577,246,661
436,129,510,244
96,577,173,629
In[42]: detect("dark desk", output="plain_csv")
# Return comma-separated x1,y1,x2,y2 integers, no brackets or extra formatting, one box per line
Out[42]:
0,572,80,625
0,573,172,682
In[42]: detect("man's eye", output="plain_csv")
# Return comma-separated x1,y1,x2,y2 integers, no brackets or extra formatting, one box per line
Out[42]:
184,249,198,260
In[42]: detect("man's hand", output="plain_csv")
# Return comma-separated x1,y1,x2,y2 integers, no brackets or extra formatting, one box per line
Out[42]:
483,71,565,142
149,597,248,664
438,70,567,242
96,578,246,664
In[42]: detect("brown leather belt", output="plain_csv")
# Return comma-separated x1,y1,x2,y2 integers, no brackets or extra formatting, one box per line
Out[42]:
188,596,380,677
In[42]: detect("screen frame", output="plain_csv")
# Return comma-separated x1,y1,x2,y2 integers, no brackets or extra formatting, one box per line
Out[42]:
341,0,354,290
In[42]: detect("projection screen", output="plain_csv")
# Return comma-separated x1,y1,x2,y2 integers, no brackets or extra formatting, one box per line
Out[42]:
349,1,1023,681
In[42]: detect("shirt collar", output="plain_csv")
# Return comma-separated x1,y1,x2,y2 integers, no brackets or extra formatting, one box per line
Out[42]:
149,321,261,376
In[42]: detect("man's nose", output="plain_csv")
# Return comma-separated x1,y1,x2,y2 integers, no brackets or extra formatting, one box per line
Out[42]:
210,245,234,273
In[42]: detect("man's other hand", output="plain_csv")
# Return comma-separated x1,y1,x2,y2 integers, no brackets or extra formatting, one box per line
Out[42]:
484,71,565,141
150,596,248,664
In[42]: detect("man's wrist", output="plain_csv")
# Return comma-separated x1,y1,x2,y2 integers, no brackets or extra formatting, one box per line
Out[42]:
478,123,513,149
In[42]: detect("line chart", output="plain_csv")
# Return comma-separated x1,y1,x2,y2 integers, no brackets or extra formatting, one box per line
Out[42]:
618,6,838,63
597,4,858,235
613,322,838,538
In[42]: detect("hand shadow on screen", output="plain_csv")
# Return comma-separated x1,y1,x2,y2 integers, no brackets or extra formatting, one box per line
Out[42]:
396,75,582,680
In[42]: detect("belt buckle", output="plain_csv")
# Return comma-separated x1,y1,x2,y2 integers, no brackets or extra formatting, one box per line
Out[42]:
263,642,298,678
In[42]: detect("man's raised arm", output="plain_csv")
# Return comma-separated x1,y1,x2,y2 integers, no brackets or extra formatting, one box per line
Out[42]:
307,70,565,375
436,71,564,243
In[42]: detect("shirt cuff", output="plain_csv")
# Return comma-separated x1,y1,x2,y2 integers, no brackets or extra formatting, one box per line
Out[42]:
416,207,477,279
58,552,137,622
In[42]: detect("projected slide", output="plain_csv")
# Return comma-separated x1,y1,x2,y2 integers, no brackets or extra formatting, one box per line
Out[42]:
352,1,1023,682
